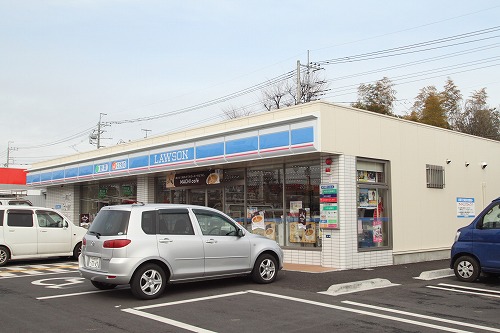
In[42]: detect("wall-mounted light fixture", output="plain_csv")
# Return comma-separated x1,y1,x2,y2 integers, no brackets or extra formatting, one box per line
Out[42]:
325,157,332,165
446,159,452,164
465,162,470,167
481,162,488,169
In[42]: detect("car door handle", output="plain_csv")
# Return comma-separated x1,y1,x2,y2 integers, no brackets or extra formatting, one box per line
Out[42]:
40,230,48,233
205,239,218,244
159,238,173,243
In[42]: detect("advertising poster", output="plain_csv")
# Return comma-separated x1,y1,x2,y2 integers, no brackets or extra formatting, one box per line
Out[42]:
166,169,222,188
264,222,276,240
302,222,316,243
372,220,382,243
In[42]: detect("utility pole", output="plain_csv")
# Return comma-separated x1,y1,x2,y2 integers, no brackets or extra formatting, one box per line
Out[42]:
97,113,107,149
5,141,15,167
141,129,152,138
296,60,301,104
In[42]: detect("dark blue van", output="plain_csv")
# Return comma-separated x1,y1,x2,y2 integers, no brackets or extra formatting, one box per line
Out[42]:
450,197,500,282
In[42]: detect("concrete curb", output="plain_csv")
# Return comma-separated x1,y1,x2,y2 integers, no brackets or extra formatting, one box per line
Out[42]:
318,278,400,296
414,268,454,280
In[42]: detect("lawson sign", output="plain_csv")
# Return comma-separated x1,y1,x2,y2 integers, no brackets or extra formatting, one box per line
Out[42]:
26,122,316,186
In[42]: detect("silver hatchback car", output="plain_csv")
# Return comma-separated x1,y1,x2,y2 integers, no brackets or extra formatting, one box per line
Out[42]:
79,204,283,299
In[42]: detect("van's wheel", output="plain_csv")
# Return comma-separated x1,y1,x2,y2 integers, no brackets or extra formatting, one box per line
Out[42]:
251,254,278,284
130,263,166,300
454,255,480,282
91,281,117,290
0,246,10,267
72,243,82,260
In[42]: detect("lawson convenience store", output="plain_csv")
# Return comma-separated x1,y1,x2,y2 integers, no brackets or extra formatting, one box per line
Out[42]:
26,101,500,269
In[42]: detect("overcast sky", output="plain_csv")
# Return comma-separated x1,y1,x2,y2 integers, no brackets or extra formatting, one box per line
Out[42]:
1,1,499,168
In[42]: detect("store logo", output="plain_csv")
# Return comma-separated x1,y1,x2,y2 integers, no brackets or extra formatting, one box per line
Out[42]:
94,163,109,173
152,149,191,165
111,160,127,171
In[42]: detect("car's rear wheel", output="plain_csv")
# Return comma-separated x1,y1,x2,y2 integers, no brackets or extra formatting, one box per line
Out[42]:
91,281,117,290
0,246,10,267
131,263,166,300
454,255,480,282
251,253,277,284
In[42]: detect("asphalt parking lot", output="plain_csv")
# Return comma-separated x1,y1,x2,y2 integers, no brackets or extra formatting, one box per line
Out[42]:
1,258,499,332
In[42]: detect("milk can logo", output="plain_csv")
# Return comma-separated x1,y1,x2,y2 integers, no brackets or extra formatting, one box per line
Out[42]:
94,163,109,173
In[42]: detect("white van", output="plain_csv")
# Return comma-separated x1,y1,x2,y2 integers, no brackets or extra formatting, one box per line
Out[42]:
0,206,87,266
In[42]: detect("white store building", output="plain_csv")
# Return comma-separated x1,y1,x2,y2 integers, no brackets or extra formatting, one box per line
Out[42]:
26,101,500,269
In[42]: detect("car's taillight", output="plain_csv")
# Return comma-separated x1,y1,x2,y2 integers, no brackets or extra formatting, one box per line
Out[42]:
82,237,87,246
103,239,131,248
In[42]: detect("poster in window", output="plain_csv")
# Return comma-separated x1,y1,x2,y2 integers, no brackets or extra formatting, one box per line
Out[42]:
289,222,302,242
368,189,377,206
290,201,302,217
251,210,265,235
372,220,383,243
302,222,316,243
359,189,369,207
264,222,276,240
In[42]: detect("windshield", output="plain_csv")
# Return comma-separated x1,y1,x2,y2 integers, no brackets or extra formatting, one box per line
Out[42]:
88,210,130,236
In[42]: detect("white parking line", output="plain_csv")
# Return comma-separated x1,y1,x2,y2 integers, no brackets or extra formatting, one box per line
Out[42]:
437,283,500,295
427,285,500,299
123,290,496,333
123,309,216,333
342,300,500,332
37,288,124,300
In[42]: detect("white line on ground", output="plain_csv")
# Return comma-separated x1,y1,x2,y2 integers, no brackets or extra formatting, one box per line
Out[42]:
342,300,500,333
123,290,494,333
36,287,126,300
437,283,500,295
427,285,500,299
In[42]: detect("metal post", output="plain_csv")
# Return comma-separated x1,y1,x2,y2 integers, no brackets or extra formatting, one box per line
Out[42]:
296,60,301,104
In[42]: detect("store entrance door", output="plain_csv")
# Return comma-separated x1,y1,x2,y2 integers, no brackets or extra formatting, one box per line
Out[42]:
207,188,223,210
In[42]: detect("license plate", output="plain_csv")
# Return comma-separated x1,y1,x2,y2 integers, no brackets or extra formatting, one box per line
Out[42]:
88,256,101,270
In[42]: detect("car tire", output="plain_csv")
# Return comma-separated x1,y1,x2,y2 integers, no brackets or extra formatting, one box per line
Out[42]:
251,253,278,284
72,242,82,260
91,281,117,290
454,255,480,282
130,263,167,300
0,246,10,267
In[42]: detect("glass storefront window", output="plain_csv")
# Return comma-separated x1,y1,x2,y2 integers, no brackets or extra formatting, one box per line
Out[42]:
80,180,137,224
284,162,321,248
357,160,391,250
246,165,284,244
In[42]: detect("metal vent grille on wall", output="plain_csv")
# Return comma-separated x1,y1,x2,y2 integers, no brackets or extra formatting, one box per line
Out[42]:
426,164,445,189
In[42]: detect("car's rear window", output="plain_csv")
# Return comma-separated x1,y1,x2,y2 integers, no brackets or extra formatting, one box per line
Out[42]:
88,210,130,236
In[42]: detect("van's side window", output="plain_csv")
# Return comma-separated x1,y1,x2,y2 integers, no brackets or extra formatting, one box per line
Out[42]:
158,210,194,235
0,210,4,226
36,210,64,228
141,210,157,235
482,204,500,230
7,210,33,227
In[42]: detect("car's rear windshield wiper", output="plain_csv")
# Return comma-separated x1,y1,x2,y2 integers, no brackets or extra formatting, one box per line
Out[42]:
88,231,101,239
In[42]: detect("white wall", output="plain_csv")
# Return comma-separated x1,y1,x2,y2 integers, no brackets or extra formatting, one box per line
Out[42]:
316,102,500,259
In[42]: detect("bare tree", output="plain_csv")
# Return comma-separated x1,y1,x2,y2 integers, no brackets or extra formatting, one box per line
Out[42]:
222,105,253,119
262,80,295,111
261,67,329,111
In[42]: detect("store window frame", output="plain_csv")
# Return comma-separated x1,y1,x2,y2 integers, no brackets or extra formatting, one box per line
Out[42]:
356,158,392,252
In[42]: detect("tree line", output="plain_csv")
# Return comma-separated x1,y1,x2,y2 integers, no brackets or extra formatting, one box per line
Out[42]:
352,77,500,141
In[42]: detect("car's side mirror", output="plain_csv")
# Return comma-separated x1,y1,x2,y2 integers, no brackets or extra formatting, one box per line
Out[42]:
236,229,245,237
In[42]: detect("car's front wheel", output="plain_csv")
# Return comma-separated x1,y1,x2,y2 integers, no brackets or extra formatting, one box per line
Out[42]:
251,253,278,284
454,255,480,282
131,263,167,300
